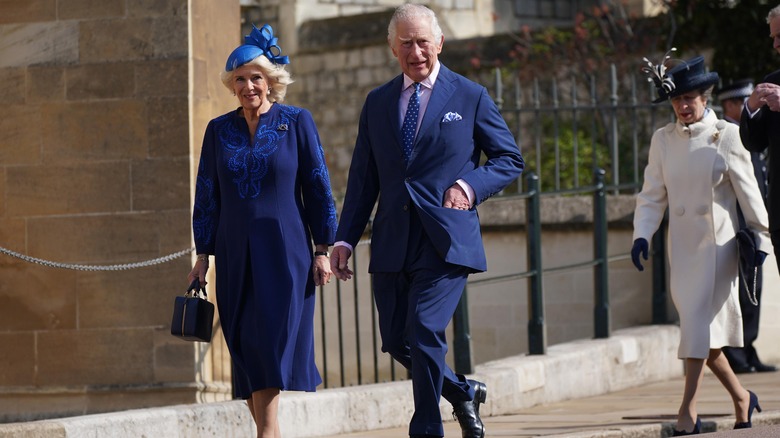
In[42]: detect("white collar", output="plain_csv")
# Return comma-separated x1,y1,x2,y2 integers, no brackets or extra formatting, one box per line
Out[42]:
403,61,440,91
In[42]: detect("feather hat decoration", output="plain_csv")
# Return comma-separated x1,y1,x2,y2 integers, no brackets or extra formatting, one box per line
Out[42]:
642,48,679,103
642,51,719,104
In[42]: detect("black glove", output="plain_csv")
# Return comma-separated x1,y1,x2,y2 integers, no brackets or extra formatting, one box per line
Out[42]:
756,250,768,267
631,238,649,271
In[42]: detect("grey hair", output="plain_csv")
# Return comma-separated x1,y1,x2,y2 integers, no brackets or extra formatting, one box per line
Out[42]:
387,4,443,46
220,55,293,103
767,4,780,23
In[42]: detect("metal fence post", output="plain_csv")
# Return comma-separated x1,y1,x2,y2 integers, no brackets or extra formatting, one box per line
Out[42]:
593,168,610,338
526,172,546,354
453,288,473,374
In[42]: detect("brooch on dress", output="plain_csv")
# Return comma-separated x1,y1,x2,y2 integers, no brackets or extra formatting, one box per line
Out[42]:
277,124,288,131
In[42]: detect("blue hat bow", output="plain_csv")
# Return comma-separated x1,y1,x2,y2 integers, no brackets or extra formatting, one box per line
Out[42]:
225,24,290,71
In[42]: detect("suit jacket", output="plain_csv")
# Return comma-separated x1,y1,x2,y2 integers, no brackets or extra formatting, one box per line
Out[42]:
740,69,780,232
336,64,524,273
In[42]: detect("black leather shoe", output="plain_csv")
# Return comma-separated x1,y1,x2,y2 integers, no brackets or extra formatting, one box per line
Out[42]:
452,380,487,438
732,364,756,374
752,362,777,373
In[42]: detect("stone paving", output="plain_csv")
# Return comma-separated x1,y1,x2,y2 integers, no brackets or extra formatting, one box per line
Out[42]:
322,368,780,437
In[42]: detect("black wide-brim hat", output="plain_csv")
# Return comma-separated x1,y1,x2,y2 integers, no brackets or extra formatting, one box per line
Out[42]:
652,56,719,103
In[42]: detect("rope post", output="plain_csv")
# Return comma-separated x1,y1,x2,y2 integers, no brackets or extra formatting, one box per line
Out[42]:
593,168,610,338
526,172,546,355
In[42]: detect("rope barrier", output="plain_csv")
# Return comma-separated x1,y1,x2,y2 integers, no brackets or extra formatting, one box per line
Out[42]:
0,246,195,271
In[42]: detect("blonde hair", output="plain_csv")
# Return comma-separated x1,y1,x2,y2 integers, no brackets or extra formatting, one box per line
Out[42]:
220,55,293,103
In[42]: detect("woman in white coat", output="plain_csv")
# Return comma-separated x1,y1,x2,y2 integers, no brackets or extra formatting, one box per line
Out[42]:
631,55,772,435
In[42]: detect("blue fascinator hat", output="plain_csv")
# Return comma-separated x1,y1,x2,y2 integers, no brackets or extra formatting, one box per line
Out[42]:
642,50,719,103
225,24,290,71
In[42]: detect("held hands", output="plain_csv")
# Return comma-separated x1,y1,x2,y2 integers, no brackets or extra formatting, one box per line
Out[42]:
330,246,354,281
443,184,470,210
631,238,649,272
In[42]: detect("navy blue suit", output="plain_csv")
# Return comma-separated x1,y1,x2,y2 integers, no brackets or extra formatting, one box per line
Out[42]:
336,64,523,436
741,70,780,263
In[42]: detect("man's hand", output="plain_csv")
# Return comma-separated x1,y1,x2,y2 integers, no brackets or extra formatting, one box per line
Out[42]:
747,83,780,112
330,246,354,281
443,184,470,210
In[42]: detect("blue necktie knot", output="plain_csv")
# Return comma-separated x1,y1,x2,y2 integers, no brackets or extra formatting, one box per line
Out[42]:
401,83,421,162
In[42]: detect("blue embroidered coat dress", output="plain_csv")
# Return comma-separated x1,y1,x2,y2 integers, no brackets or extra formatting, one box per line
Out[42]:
193,103,337,398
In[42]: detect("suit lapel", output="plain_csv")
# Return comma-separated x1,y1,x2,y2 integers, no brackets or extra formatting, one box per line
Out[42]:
417,65,455,145
385,75,404,155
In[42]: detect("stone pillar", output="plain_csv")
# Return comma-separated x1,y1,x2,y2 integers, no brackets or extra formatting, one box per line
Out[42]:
0,0,238,422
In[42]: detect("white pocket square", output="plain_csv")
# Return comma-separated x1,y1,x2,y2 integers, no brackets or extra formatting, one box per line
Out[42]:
442,112,462,122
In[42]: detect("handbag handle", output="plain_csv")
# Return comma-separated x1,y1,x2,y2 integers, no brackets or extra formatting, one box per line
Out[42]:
187,278,209,299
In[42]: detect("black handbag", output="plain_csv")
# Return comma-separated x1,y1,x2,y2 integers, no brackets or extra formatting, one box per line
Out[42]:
736,228,759,306
171,279,215,342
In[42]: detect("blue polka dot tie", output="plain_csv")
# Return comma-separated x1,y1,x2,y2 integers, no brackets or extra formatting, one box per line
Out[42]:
401,82,421,162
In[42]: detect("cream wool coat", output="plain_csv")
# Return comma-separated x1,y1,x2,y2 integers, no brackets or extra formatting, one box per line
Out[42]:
633,110,772,359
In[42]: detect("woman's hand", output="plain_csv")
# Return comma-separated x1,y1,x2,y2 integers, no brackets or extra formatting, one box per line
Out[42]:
313,253,332,286
631,238,649,271
187,258,209,287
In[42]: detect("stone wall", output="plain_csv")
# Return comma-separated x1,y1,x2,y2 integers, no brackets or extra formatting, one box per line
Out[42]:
0,0,239,422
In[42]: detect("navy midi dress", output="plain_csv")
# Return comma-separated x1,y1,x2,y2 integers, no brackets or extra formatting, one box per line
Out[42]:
193,103,337,398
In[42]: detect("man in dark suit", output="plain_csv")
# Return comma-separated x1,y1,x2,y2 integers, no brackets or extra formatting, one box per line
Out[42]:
720,80,777,373
330,4,523,438
740,5,780,271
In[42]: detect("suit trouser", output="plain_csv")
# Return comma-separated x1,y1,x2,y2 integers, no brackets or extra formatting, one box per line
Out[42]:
722,263,763,368
726,227,780,366
372,209,474,437
724,228,778,367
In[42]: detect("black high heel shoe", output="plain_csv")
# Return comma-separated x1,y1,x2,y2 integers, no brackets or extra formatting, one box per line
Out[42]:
673,417,701,436
734,390,762,429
